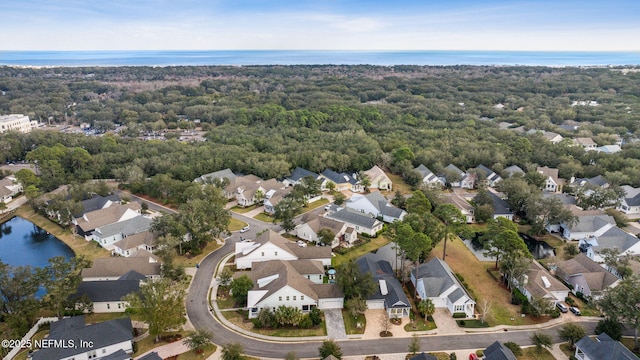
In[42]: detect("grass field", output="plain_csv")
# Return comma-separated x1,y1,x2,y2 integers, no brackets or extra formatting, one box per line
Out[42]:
220,310,327,336
230,205,257,213
343,310,366,334
519,347,555,359
333,236,390,267
385,172,413,195
228,217,247,231
15,206,111,262
172,240,221,267
253,212,273,222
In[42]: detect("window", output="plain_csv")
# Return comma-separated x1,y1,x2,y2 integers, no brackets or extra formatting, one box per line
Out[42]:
286,296,290,301
261,252,264,257
301,296,304,300
454,305,464,312
279,296,282,301
107,304,110,309
117,303,121,309
302,305,309,311
275,251,278,256
318,275,322,280
88,350,97,359
293,296,296,301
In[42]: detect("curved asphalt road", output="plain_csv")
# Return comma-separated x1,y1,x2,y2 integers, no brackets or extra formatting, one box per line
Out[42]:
187,212,599,358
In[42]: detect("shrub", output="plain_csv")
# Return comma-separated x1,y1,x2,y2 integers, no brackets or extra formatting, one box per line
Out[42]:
453,312,466,318
427,315,434,322
595,318,622,340
504,342,523,356
565,297,576,306
309,307,322,326
457,320,466,326
550,308,561,318
511,288,528,306
299,315,313,328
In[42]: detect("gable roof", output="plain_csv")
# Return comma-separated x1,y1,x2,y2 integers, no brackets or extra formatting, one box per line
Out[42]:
357,253,410,309
476,164,501,183
326,207,383,229
523,260,569,300
349,192,405,219
82,255,161,279
74,276,141,302
76,194,120,217
321,168,357,185
99,349,132,360
537,166,562,184
569,214,616,233
112,231,157,251
287,167,320,182
413,258,473,303
576,333,638,360
620,185,640,207
592,226,640,254
138,352,163,360
194,168,237,184
414,164,441,183
75,202,141,232
483,341,517,360
363,165,390,182
444,164,464,177
503,165,525,177
441,192,474,212
253,230,332,259
32,316,133,360
302,215,345,236
409,353,438,360
556,253,618,292
93,215,152,239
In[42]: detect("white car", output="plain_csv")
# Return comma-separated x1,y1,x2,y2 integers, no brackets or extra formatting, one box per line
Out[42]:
240,226,250,233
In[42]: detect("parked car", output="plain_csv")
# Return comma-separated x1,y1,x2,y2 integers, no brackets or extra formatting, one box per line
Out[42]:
324,205,332,211
240,226,250,233
570,306,581,316
556,302,568,313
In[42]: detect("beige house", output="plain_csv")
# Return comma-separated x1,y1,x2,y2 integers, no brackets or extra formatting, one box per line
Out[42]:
519,260,570,305
537,166,565,193
295,214,357,248
362,165,392,191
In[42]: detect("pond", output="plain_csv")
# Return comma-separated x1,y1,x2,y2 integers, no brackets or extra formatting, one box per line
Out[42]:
0,216,74,268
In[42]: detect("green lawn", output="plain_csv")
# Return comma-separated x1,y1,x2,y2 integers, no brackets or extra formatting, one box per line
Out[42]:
302,198,329,211
230,205,257,214
456,319,490,328
333,236,390,267
253,212,273,222
228,217,247,231
220,310,326,336
343,310,366,334
519,347,555,360
172,240,221,267
404,317,437,331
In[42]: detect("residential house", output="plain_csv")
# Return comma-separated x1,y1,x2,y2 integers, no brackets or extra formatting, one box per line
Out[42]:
235,230,332,270
575,333,638,360
518,260,570,305
475,165,503,187
561,214,616,241
263,186,293,214
440,164,465,188
74,270,145,313
502,165,525,178
283,167,320,187
222,174,262,200
475,192,514,221
345,192,406,223
573,137,598,150
357,253,411,318
441,192,474,223
81,252,161,281
414,164,445,187
556,253,619,299
616,185,640,215
571,175,609,189
325,206,384,236
528,129,564,144
234,178,284,208
362,165,392,191
245,260,343,319
31,316,133,360
91,215,152,250
295,214,356,248
560,120,581,132
320,168,360,192
138,352,162,360
112,230,158,257
0,175,22,203
410,258,476,318
74,194,121,217
596,145,622,154
194,168,237,185
537,166,565,193
74,202,142,239
579,226,640,263
483,341,517,360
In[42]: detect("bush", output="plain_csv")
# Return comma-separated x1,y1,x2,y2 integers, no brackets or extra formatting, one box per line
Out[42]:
511,288,528,306
504,342,523,356
550,308,561,318
427,315,434,322
565,297,576,306
595,318,622,340
299,315,313,328
457,320,466,326
453,312,467,318
309,307,322,326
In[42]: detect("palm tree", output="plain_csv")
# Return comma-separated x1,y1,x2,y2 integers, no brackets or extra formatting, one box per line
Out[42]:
0,202,7,214
417,299,435,322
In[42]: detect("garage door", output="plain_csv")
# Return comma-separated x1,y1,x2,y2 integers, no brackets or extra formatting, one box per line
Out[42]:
366,300,385,310
318,298,344,309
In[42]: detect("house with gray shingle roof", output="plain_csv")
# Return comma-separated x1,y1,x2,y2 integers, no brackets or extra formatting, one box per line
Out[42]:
31,316,133,360
320,168,360,192
572,175,609,189
91,215,152,250
617,185,640,215
440,164,475,188
295,214,356,248
325,206,384,237
194,168,237,185
579,226,640,263
345,191,406,223
357,253,411,318
475,165,503,187
244,260,343,319
74,194,121,217
474,192,513,221
556,253,619,299
82,251,161,281
410,258,475,318
561,214,616,240
414,164,445,187
441,192,475,223
74,202,142,239
518,260,569,305
112,230,157,257
0,175,22,203
283,167,320,187
483,341,517,360
73,271,145,313
502,165,525,178
575,333,638,360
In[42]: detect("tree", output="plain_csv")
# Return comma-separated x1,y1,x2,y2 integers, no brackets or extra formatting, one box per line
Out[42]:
530,332,553,353
503,342,523,356
359,172,371,193
408,334,420,355
417,299,435,322
525,196,577,235
478,299,492,325
0,202,6,214
273,198,301,233
500,253,531,294
528,297,554,317
183,330,213,353
274,305,304,327
473,186,494,223
378,311,392,335
218,267,234,286
333,192,346,205
317,228,336,246
325,181,336,193
346,296,367,319
558,323,586,349
406,190,431,214
595,318,622,340
336,260,376,300
391,189,406,209
433,204,466,261
230,275,254,307
485,229,529,271
482,217,520,269
318,339,343,359
285,351,299,360
124,278,186,343
0,262,42,336
222,342,245,360
598,275,640,349
40,256,90,319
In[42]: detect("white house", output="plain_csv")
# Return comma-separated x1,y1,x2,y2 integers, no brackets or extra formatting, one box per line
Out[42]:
357,253,411,318
414,164,445,187
245,260,343,319
74,202,142,239
283,167,321,187
579,226,640,263
112,230,158,257
31,316,134,360
616,185,640,215
0,114,35,134
194,168,237,185
555,253,619,299
74,270,145,313
295,215,356,248
575,333,638,360
81,252,161,281
362,165,392,191
345,192,406,223
235,230,332,270
561,214,616,241
410,258,475,318
91,215,152,250
0,175,22,203
518,260,570,305
537,166,564,193
475,165,502,187
325,206,384,236
263,186,293,214
595,145,622,154
573,137,598,150
441,193,474,223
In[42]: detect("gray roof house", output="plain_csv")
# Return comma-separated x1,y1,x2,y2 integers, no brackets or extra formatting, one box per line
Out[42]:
283,167,320,187
345,191,406,223
474,192,514,221
502,165,525,178
410,258,475,318
357,253,411,318
92,215,152,250
414,164,445,187
138,352,163,360
74,194,121,217
572,175,609,189
556,253,619,299
575,333,638,360
579,226,640,263
561,214,616,241
617,185,640,215
32,316,133,360
194,168,237,184
483,341,517,360
320,168,360,192
440,164,474,188
475,164,503,187
74,270,145,313
325,206,384,237
82,252,161,281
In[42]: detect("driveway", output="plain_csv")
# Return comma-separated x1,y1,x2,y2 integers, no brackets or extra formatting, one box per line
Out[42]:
324,309,347,340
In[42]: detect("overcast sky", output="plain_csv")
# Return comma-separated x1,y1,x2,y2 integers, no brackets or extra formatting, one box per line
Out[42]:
1,0,639,51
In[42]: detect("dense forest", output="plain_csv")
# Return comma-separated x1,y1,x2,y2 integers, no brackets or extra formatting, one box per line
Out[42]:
1,65,640,192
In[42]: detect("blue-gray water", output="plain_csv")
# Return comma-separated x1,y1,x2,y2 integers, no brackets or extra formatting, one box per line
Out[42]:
0,216,74,268
1,50,639,67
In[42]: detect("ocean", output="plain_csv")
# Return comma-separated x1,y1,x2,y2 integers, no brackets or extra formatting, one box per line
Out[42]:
0,50,639,67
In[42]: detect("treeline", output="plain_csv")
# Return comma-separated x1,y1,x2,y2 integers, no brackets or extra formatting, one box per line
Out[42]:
1,65,640,191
